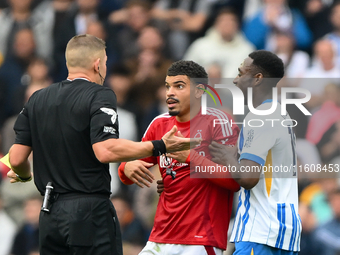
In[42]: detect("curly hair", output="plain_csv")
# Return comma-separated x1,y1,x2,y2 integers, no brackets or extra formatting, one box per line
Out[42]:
249,50,284,81
167,60,208,86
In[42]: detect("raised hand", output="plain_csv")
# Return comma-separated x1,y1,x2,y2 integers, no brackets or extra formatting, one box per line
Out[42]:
167,130,190,163
162,125,201,153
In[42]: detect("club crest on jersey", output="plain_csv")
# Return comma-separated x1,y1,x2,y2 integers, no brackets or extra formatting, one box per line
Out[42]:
100,107,117,124
244,129,254,148
159,155,172,168
194,130,202,147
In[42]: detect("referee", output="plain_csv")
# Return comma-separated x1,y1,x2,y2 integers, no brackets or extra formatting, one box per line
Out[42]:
6,34,198,255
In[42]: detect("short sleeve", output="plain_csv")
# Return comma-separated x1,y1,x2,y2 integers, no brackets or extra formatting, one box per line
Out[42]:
239,122,276,166
90,89,119,144
14,105,32,146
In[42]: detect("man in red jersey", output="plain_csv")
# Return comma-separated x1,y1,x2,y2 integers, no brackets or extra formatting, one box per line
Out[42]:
118,60,240,255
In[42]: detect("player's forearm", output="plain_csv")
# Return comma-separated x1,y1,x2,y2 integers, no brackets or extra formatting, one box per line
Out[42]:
191,151,240,191
227,157,260,190
118,162,134,185
94,139,154,163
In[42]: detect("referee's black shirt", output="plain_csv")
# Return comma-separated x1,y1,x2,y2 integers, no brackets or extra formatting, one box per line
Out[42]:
13,79,119,196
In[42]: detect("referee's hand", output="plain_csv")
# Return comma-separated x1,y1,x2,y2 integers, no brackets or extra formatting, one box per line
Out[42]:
162,125,202,153
124,160,155,188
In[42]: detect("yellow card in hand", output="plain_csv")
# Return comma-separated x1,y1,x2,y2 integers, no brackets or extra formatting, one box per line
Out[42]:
0,153,11,169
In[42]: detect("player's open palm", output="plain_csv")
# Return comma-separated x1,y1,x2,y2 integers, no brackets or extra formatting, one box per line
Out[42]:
162,125,201,152
124,160,155,188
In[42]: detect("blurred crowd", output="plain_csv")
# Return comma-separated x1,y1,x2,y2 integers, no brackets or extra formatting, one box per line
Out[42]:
0,0,340,254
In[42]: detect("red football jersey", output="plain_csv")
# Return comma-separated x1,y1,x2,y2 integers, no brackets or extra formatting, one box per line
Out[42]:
119,108,240,250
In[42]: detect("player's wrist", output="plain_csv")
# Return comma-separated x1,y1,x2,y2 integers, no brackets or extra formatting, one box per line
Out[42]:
151,140,166,157
15,173,32,182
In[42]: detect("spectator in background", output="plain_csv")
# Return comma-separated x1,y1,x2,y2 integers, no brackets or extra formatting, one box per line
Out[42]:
50,0,77,81
274,31,310,78
0,81,47,226
299,39,340,111
306,83,340,163
0,28,37,123
0,0,53,61
152,0,214,60
110,194,149,254
125,25,172,134
110,0,167,61
299,202,319,255
313,188,340,255
184,8,254,78
243,0,312,51
1,59,51,155
10,195,41,255
0,192,17,255
0,52,6,128
325,1,340,63
86,20,118,71
53,0,102,81
106,65,138,194
303,0,333,40
300,176,339,225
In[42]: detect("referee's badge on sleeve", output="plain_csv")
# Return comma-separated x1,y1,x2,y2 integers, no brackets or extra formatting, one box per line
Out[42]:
100,107,117,124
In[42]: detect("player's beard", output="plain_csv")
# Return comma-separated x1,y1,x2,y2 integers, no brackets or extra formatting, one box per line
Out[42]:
168,110,180,116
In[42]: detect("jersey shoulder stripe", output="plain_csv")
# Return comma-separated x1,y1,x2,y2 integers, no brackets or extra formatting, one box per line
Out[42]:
143,113,171,138
206,108,233,137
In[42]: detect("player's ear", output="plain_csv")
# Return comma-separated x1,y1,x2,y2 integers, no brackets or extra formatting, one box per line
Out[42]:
93,58,100,73
254,73,264,86
195,84,205,99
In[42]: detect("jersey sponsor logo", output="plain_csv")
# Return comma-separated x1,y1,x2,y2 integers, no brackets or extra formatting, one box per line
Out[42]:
100,107,117,124
244,129,254,148
103,126,116,134
159,155,188,168
221,138,229,144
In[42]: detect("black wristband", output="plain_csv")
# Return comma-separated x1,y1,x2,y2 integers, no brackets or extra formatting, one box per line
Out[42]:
151,139,166,157
15,174,32,182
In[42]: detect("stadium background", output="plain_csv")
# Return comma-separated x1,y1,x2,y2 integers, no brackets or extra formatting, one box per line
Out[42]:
0,0,339,254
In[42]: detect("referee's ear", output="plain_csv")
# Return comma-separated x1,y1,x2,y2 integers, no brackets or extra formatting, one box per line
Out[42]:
94,58,101,73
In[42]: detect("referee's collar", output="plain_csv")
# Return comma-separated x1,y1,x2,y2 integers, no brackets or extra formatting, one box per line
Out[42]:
67,78,90,82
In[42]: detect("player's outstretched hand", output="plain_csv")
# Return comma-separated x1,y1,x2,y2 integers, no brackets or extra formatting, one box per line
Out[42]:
162,125,201,153
167,130,190,163
124,160,155,188
156,179,164,195
209,141,238,165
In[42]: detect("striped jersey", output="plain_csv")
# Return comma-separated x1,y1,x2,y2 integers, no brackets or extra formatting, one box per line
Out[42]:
230,100,301,252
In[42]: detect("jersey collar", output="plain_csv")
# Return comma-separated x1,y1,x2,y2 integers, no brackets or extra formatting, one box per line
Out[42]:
262,99,273,104
67,78,90,82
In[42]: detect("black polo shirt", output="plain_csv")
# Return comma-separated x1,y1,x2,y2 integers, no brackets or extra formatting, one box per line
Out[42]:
13,79,119,195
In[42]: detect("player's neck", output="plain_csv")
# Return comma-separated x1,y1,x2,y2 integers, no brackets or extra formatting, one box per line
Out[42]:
253,92,273,108
175,105,200,123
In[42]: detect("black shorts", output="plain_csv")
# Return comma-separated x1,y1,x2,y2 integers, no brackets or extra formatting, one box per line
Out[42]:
39,194,123,255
